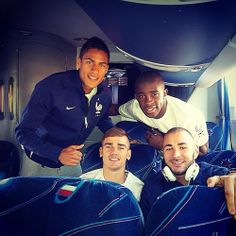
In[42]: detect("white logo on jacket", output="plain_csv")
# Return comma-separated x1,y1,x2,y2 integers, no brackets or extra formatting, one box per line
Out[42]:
95,101,102,116
66,106,76,111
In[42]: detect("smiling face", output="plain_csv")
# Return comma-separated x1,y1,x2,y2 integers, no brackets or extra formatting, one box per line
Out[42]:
135,77,167,119
163,128,199,176
77,48,109,94
100,136,131,172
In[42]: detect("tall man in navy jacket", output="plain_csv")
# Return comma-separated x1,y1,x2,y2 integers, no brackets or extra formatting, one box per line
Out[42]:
15,37,114,176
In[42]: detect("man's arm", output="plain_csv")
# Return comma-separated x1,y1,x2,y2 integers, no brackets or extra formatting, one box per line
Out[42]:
15,83,61,162
139,186,152,222
207,173,236,219
145,129,164,150
118,99,140,121
199,142,209,155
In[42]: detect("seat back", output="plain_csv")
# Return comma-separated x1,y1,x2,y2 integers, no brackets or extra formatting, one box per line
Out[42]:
116,121,225,152
207,121,223,151
81,143,161,182
0,176,144,236
0,141,20,180
145,185,233,236
197,150,236,170
116,121,149,144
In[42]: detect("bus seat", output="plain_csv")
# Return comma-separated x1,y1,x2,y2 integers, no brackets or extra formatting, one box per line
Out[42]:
116,121,149,144
0,176,144,236
81,143,162,181
0,141,20,180
206,121,223,151
116,121,224,152
145,185,233,236
197,150,236,170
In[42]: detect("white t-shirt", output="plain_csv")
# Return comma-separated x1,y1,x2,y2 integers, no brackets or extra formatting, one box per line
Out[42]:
80,169,144,201
85,87,97,105
119,95,208,147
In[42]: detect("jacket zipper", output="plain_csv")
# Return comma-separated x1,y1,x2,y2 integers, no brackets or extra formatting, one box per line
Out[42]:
84,116,88,128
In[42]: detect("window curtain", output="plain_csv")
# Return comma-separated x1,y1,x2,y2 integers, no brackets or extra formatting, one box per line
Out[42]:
217,79,231,150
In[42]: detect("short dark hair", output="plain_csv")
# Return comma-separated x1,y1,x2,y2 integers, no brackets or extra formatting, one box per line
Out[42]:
79,36,110,60
101,127,130,146
135,71,164,92
165,127,194,139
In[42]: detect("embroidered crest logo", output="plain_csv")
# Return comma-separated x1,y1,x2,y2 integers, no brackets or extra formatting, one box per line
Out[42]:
95,101,102,116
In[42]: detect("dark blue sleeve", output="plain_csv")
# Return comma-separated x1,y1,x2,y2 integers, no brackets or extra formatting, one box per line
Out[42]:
194,162,230,185
139,184,152,222
15,82,62,162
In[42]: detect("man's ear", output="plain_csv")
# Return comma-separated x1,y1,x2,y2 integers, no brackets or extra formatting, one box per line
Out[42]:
105,64,109,75
99,147,103,159
193,145,199,159
126,149,131,161
164,88,168,96
76,57,81,70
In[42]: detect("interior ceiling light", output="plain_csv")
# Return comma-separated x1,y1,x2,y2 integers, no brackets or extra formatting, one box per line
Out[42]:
74,37,88,45
116,46,210,72
121,0,217,5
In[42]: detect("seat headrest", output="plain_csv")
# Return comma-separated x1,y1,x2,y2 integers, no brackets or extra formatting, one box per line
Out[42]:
145,185,232,236
81,143,162,181
0,176,144,236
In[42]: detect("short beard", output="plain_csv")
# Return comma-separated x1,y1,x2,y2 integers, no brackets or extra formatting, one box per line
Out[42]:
170,155,195,176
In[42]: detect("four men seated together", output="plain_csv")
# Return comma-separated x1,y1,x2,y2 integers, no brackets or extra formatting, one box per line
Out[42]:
13,37,235,233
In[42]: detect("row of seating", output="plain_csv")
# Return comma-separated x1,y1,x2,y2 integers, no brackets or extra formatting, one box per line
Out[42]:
0,121,228,181
116,121,224,152
0,176,233,236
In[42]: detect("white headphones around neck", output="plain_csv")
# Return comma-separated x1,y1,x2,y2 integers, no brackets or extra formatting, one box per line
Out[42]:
162,162,200,182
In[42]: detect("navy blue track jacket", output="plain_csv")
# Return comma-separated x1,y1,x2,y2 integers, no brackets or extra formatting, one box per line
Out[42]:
15,70,114,167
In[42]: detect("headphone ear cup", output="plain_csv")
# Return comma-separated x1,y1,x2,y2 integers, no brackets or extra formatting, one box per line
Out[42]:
162,166,176,182
185,163,200,182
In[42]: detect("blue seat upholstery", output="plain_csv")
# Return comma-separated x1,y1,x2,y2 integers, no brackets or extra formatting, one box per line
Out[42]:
116,121,149,144
81,143,161,181
116,121,224,151
197,150,236,170
115,121,236,170
206,122,223,151
145,185,233,236
0,141,20,180
0,176,144,236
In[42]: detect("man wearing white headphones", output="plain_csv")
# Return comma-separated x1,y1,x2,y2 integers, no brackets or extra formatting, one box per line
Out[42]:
140,127,236,220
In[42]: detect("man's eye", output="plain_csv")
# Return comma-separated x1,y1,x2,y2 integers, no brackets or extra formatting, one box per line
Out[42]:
137,95,144,100
153,92,160,97
99,63,107,68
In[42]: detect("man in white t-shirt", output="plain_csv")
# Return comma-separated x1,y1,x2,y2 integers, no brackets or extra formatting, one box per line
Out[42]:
80,127,144,201
119,71,209,155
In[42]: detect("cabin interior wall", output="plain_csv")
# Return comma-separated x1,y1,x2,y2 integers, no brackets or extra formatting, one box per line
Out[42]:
0,30,76,146
0,36,18,143
188,83,219,123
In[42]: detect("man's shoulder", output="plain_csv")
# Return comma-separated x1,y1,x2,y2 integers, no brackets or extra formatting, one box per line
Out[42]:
198,161,229,175
38,70,78,87
167,95,204,116
119,99,141,113
143,171,163,186
80,169,103,179
126,171,144,185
